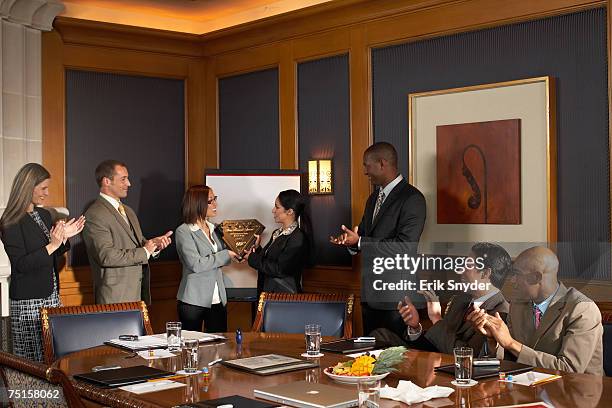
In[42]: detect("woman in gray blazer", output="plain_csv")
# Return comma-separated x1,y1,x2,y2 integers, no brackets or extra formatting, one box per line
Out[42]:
175,185,239,333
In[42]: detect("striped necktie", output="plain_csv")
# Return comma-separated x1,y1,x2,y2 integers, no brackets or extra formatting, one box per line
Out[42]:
372,189,385,221
534,305,542,329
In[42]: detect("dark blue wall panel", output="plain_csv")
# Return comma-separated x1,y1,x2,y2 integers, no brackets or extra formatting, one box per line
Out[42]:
372,9,609,279
219,69,279,169
66,70,185,265
298,55,352,266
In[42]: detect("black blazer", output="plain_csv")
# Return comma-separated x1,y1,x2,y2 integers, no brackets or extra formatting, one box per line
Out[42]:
357,179,426,254
248,228,308,294
1,208,69,300
358,179,426,310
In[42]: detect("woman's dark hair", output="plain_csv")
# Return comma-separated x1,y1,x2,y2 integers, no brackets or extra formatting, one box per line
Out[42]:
0,163,51,232
277,189,314,262
181,185,211,224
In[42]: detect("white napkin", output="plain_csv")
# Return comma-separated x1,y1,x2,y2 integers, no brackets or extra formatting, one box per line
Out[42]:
380,380,454,405
136,349,176,360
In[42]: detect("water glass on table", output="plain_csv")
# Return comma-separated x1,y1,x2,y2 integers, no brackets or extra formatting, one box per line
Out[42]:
166,321,182,352
358,379,380,408
304,324,321,356
453,347,473,385
182,339,199,373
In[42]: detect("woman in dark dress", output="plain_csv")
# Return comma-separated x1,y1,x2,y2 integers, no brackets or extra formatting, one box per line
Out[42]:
0,163,85,361
245,190,313,295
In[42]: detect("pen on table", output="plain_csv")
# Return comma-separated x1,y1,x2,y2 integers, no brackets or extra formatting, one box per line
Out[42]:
531,375,562,386
208,358,223,366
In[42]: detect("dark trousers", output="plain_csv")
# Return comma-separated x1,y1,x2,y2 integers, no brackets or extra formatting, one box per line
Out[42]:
361,303,406,338
177,301,227,333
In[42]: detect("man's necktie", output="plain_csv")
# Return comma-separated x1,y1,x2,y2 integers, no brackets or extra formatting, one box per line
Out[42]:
372,189,385,221
534,305,542,329
117,203,127,217
117,202,130,226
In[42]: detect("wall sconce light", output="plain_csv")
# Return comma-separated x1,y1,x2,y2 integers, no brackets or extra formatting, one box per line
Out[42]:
308,159,333,195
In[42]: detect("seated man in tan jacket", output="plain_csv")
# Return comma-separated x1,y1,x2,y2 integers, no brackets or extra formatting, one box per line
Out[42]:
468,246,603,375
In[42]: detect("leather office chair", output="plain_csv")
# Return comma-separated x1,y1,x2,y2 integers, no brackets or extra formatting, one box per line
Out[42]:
0,350,85,408
603,311,612,376
252,292,354,338
41,301,153,364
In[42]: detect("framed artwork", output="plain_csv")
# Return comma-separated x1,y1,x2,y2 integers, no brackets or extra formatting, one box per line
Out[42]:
436,119,521,225
408,77,556,255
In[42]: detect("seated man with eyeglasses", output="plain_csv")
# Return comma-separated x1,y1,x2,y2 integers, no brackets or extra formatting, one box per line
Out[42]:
371,242,511,356
467,246,603,375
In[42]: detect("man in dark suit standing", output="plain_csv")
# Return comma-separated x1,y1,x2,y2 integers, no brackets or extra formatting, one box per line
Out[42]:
331,142,426,336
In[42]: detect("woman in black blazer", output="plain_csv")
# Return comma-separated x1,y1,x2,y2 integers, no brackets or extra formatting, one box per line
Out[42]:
246,190,313,295
0,163,84,361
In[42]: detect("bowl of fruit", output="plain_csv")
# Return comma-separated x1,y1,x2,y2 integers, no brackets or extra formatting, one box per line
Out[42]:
324,346,407,384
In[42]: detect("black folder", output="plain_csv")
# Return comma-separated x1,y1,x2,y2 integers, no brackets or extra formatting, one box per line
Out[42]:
179,395,279,408
434,360,533,380
73,365,174,387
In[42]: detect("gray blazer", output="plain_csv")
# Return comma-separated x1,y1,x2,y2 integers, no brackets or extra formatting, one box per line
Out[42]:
175,223,232,308
82,197,151,305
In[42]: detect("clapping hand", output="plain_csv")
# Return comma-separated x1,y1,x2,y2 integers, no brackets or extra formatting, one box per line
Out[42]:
398,295,420,329
329,225,359,247
417,290,442,324
47,222,65,254
152,231,173,250
62,215,86,239
466,307,492,337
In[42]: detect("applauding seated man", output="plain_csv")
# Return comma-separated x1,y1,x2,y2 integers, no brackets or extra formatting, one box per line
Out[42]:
372,242,511,356
467,246,603,375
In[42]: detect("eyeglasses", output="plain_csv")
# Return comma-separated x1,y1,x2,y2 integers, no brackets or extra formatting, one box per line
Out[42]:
207,196,218,205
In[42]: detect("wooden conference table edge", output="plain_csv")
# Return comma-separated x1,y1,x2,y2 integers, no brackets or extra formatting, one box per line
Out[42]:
55,332,612,408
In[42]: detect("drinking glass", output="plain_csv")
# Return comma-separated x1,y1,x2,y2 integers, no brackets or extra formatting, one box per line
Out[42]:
304,324,321,356
182,339,199,373
453,347,473,385
358,379,380,408
166,321,182,352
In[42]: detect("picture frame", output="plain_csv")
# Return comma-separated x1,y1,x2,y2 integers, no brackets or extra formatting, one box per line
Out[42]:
408,77,557,255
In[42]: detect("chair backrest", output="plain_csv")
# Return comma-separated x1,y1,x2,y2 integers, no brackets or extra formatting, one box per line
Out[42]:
41,302,153,364
0,350,85,408
252,292,354,338
603,311,612,376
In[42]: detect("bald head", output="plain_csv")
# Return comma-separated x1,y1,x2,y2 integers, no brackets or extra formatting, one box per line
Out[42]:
514,246,559,278
512,246,559,302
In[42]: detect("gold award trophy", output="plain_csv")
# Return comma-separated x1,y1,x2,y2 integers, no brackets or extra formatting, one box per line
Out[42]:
220,219,265,259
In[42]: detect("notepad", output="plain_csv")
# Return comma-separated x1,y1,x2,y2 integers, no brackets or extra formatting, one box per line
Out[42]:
501,371,561,386
106,330,226,352
119,380,186,394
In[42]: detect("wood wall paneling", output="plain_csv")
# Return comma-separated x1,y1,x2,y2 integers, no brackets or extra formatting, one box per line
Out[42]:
43,0,611,333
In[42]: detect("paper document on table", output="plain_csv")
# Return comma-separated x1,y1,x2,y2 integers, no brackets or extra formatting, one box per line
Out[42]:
105,336,167,351
137,349,175,360
150,330,226,343
119,380,186,394
502,371,561,386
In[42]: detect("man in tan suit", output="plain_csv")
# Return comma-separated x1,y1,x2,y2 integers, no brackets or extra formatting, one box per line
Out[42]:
82,160,172,304
468,246,603,375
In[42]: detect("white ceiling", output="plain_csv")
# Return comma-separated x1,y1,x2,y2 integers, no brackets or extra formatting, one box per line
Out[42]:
60,0,336,34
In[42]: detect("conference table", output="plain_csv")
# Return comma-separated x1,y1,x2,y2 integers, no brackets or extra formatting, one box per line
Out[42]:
56,332,612,407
